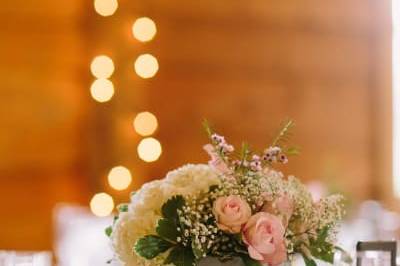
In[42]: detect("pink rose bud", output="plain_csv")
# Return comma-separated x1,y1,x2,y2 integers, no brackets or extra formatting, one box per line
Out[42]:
242,212,287,266
212,195,252,233
203,144,231,175
262,195,294,227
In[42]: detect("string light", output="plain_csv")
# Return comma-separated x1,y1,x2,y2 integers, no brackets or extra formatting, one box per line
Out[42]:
137,137,162,162
90,55,115,78
90,193,114,217
90,78,114,102
134,54,159,79
94,0,118,17
108,166,132,190
133,112,158,136
132,17,157,42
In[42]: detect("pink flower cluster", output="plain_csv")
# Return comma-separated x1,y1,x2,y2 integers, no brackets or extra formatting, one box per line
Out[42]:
263,147,288,164
212,195,294,266
203,144,231,175
211,133,234,154
204,134,289,178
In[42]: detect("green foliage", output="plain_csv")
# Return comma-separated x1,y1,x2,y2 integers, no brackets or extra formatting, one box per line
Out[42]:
118,204,128,212
135,196,187,262
271,119,295,147
308,227,334,263
156,218,180,243
164,246,196,266
161,195,185,223
240,255,262,266
285,146,300,156
233,233,243,244
335,246,353,264
105,226,112,237
134,235,173,259
240,142,250,161
316,226,329,242
311,247,334,264
191,242,203,260
202,119,213,137
302,254,317,266
208,185,219,193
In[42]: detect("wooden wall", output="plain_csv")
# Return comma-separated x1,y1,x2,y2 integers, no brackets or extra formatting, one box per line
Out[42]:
0,0,90,249
111,0,393,202
0,0,393,250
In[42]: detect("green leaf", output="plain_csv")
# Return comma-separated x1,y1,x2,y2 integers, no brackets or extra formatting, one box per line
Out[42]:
309,242,334,263
105,226,112,237
156,218,179,243
312,249,334,264
164,246,196,266
240,255,262,266
316,227,329,243
208,185,219,193
202,119,213,137
309,227,334,263
335,246,353,264
240,142,250,161
134,235,172,259
161,195,185,222
309,242,334,264
302,254,317,266
285,146,300,156
233,234,243,244
191,242,203,260
118,204,128,212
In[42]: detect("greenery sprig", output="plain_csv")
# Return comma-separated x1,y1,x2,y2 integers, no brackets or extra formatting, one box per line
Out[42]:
134,196,197,266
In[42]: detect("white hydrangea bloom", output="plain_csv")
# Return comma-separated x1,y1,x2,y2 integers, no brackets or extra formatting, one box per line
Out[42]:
111,164,219,266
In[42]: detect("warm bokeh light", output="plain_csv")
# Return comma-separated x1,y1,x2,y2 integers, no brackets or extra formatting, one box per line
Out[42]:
132,17,157,42
94,0,118,17
134,54,159,79
90,79,114,102
90,193,114,217
108,166,132,190
90,55,114,78
137,137,162,162
133,112,158,136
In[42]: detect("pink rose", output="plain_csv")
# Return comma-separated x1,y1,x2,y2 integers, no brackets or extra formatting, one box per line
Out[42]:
203,144,231,174
262,195,294,227
274,195,294,216
213,195,252,233
242,212,287,266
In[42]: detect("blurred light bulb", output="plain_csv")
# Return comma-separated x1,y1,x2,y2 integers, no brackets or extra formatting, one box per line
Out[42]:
132,17,157,42
133,112,158,136
90,55,114,78
90,79,114,102
137,137,162,162
90,193,114,217
134,54,158,79
108,166,132,190
94,0,118,16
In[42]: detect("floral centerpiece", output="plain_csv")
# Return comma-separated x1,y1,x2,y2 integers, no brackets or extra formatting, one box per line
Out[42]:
107,121,349,266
